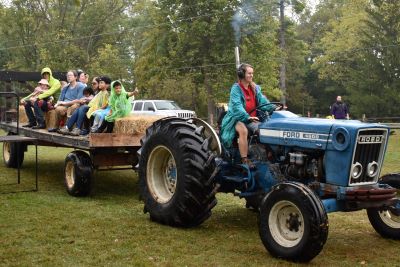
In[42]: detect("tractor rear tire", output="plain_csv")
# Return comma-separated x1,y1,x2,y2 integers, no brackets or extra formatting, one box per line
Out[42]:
138,118,217,227
2,137,25,168
64,151,93,197
259,182,328,262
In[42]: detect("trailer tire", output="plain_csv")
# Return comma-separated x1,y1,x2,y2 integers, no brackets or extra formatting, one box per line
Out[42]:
138,118,217,227
2,134,25,168
64,151,93,197
259,182,328,262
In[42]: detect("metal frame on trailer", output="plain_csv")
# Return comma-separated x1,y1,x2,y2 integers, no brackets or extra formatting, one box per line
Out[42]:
0,92,39,193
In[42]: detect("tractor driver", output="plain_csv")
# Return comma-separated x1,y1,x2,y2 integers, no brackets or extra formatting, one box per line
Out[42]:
220,63,277,168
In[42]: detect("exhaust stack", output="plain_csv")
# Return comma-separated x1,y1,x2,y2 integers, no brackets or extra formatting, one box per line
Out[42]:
234,46,240,69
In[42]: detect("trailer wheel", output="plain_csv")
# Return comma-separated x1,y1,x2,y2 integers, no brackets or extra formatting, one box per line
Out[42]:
2,135,25,168
64,151,93,197
259,182,328,262
138,118,217,227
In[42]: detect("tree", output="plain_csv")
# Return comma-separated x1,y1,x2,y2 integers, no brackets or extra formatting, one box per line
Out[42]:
0,0,131,72
277,0,306,106
313,0,400,118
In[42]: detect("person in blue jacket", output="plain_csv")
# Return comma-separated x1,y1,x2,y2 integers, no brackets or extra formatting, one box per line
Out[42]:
220,63,276,167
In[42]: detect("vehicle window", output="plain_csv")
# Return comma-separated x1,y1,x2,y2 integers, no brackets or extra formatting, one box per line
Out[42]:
155,101,181,110
134,102,143,111
144,102,155,111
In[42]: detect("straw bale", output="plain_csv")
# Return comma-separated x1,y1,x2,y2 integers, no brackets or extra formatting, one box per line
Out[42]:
113,115,166,135
18,105,57,127
18,105,29,124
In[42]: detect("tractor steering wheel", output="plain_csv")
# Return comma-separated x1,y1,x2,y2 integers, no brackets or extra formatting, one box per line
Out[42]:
249,102,284,122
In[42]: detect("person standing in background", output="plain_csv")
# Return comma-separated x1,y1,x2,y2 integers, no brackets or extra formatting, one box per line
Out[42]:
331,96,349,120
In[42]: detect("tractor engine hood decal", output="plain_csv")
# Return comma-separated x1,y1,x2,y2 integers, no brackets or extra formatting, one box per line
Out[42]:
258,116,336,150
260,129,330,142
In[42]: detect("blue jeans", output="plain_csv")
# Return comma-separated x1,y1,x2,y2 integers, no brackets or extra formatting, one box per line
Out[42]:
24,100,45,125
67,105,89,129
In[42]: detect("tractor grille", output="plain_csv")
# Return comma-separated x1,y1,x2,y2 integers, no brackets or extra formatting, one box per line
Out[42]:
349,129,388,185
177,112,196,119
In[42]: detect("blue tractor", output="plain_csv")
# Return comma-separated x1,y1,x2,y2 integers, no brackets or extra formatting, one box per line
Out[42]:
137,106,400,262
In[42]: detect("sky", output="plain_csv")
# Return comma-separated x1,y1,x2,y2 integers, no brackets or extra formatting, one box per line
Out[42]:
309,0,320,13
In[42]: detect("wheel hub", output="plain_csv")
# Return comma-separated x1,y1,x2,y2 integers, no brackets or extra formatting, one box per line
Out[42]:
3,142,11,162
269,200,305,247
147,145,177,204
65,161,75,188
379,209,400,228
287,212,301,232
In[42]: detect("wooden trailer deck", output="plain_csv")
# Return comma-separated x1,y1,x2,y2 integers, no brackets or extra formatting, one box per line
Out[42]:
0,121,143,150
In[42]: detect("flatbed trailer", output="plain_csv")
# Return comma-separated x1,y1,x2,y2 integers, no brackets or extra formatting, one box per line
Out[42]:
0,121,144,196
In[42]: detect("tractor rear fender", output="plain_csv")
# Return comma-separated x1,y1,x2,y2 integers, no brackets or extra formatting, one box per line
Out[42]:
189,117,222,156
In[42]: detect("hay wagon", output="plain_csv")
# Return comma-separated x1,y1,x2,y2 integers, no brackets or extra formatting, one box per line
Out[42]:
0,112,147,196
0,71,163,195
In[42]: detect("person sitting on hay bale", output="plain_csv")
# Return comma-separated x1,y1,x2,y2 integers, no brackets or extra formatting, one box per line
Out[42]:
96,80,138,133
21,67,61,129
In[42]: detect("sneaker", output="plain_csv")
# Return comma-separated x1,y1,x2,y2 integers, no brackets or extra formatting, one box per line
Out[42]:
80,129,89,136
22,123,37,128
70,128,81,136
32,124,46,129
58,127,70,135
48,128,58,132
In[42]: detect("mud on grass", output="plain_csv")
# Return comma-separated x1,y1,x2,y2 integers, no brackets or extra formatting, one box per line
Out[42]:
0,131,399,266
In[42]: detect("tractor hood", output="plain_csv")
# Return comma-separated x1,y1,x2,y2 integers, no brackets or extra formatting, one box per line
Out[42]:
259,111,389,150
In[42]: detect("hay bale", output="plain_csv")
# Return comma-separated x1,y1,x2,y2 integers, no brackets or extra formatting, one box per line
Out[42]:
18,105,57,128
45,110,57,129
18,105,29,124
113,115,166,135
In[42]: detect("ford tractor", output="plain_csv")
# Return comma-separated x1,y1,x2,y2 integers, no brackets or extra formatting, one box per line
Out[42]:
137,104,400,262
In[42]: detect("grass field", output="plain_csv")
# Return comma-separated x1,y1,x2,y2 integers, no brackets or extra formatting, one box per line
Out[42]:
0,131,399,266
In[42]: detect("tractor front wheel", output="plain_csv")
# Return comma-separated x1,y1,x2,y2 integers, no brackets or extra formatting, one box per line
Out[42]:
259,182,328,262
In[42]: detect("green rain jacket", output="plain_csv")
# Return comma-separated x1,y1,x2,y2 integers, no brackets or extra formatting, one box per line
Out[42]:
37,67,61,100
105,81,132,122
220,83,275,148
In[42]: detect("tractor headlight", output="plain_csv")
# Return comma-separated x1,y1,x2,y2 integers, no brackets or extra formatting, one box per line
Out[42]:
351,162,363,179
332,127,350,151
367,161,379,177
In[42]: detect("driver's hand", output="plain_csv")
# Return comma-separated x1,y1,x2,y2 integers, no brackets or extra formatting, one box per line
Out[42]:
249,116,259,122
275,105,283,111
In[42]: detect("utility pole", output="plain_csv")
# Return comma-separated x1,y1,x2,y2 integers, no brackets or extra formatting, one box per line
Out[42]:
279,0,286,106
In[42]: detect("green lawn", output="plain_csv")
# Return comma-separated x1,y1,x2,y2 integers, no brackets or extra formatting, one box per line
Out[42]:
0,131,399,266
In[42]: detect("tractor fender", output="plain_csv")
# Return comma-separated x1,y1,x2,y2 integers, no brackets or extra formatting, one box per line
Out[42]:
189,117,222,156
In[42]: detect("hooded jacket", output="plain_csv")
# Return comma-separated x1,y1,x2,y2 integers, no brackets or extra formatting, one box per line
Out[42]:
37,67,61,100
105,80,132,122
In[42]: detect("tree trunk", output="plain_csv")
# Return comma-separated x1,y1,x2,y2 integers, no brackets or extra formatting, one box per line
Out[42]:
279,0,286,106
203,71,214,125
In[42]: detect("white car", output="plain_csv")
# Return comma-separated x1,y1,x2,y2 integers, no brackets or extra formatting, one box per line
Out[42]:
131,100,196,119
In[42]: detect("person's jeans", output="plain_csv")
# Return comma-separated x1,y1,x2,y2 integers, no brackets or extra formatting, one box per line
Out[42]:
24,101,36,125
33,100,45,125
67,105,89,129
24,100,45,125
